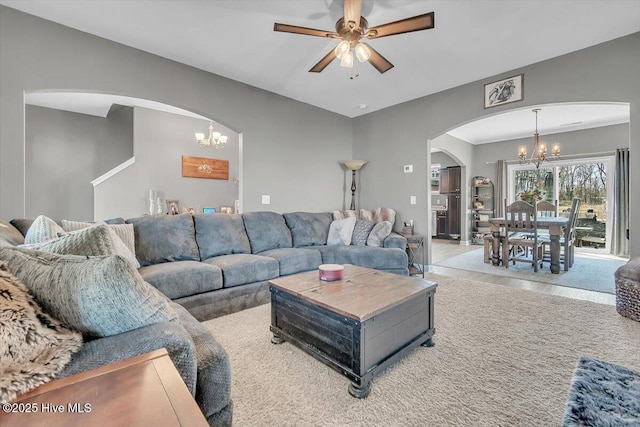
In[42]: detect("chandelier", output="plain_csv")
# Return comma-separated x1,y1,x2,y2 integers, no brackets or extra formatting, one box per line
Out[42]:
518,108,560,169
196,122,228,148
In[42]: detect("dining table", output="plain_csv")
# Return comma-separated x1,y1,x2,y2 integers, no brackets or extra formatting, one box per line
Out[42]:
489,216,570,274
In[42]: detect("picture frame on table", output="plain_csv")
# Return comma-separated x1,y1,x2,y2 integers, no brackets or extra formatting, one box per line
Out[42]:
220,206,233,214
203,207,217,214
484,74,523,108
166,199,180,215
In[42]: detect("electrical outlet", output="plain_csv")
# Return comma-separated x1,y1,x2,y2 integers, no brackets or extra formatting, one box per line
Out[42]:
410,195,417,205
404,165,413,173
261,195,270,205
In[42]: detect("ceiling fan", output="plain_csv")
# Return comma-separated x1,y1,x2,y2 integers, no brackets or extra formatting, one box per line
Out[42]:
274,0,434,74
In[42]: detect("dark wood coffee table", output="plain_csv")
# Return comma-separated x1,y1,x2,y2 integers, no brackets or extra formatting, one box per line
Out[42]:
269,264,437,398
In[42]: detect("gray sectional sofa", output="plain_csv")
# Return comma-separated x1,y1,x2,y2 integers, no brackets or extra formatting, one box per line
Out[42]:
0,210,408,426
128,211,408,321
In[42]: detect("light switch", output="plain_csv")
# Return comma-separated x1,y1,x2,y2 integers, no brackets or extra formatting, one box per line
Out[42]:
410,195,417,205
261,195,271,205
404,165,413,173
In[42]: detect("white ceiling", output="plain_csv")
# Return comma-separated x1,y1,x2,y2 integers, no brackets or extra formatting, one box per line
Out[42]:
2,0,639,119
25,92,209,120
447,103,630,144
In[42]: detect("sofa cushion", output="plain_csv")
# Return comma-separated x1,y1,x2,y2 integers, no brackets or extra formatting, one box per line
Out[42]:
24,215,64,244
283,212,332,248
331,246,408,270
193,214,250,260
327,217,356,246
0,247,177,338
351,219,375,246
29,223,140,269
204,254,279,288
139,261,223,300
1,220,25,246
367,221,393,247
127,214,200,267
259,248,322,276
242,211,292,254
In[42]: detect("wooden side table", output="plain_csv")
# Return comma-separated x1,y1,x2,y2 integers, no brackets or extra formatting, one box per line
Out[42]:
0,349,208,427
402,232,425,277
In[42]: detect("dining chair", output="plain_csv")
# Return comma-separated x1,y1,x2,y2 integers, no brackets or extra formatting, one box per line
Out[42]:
536,200,558,217
502,200,544,272
541,198,582,271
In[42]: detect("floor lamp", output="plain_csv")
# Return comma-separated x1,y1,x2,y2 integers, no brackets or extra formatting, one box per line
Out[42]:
343,160,367,210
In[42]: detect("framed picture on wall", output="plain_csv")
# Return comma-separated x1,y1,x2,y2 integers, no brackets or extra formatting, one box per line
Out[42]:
484,74,523,108
166,199,180,215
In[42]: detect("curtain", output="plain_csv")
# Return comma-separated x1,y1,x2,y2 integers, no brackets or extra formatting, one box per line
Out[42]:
612,148,629,256
495,160,505,217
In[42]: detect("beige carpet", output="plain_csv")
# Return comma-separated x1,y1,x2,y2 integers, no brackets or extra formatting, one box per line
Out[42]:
204,274,640,427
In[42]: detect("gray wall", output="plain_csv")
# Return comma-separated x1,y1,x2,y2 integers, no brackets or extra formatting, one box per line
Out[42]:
431,152,458,168
353,33,640,256
0,6,353,221
472,123,629,191
94,107,239,220
25,104,133,220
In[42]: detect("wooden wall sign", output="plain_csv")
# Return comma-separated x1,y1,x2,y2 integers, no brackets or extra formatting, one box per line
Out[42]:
182,156,229,180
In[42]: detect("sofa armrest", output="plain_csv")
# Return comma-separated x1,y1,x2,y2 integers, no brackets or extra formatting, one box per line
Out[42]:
383,232,407,249
59,321,198,394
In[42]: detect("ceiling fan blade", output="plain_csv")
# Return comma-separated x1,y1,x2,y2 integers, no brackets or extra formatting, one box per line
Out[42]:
309,49,337,73
274,23,338,38
364,43,394,74
344,0,362,28
367,12,434,39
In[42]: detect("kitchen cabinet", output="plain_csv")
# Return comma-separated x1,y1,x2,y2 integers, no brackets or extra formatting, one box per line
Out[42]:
439,167,461,194
436,211,447,238
447,194,461,239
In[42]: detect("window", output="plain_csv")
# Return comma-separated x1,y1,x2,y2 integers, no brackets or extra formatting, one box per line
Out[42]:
508,156,614,251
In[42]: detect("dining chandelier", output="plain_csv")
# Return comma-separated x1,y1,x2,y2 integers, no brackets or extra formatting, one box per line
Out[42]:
518,108,560,169
196,122,228,148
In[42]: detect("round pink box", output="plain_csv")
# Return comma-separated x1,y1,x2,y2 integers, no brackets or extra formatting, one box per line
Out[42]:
319,264,344,281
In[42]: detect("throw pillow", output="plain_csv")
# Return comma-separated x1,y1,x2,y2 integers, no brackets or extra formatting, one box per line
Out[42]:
332,210,358,221
0,262,82,403
0,220,25,247
373,207,397,226
327,217,357,246
0,247,177,338
30,224,140,269
359,209,376,221
62,220,136,256
367,221,393,247
351,219,375,246
24,215,64,245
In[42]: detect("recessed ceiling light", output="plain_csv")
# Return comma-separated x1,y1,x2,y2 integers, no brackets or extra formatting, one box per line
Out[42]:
358,104,368,110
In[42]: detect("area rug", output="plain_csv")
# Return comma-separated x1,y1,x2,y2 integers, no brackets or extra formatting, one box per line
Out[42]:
204,273,640,426
434,248,625,294
563,356,640,426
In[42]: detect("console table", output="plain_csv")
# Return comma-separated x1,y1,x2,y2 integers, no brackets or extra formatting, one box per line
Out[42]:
0,349,208,427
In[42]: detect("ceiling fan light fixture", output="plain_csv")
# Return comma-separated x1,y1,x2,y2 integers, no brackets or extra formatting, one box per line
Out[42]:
355,43,371,62
334,40,350,59
340,50,354,68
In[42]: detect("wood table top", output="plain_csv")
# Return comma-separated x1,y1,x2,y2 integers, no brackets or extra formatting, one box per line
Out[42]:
0,349,208,427
269,264,437,322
